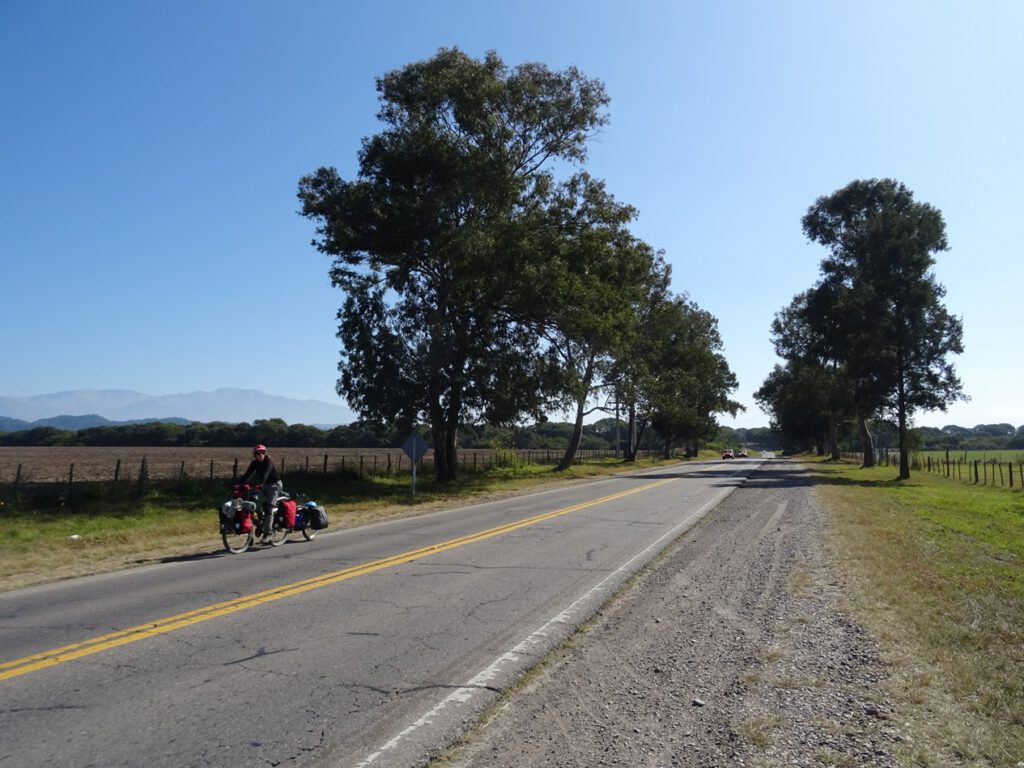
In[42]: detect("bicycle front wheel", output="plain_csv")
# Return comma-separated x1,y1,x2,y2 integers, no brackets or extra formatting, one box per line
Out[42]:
268,523,288,547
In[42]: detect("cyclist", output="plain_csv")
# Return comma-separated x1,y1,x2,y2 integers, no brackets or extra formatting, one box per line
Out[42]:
238,444,282,545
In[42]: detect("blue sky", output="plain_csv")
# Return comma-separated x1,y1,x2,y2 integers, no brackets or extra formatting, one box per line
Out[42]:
2,1,1020,430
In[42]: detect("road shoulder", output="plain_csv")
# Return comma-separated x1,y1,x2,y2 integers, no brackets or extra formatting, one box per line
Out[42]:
442,460,904,767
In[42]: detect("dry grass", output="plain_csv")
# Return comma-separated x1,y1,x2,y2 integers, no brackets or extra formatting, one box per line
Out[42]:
739,714,786,748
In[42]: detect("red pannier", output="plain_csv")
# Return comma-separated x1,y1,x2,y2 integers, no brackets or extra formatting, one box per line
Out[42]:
278,499,297,529
236,508,253,533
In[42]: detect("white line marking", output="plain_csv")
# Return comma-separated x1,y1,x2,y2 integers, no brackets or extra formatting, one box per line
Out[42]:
355,480,741,767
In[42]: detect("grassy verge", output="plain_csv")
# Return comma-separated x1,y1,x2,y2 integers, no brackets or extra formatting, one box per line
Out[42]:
0,454,702,593
807,457,1024,767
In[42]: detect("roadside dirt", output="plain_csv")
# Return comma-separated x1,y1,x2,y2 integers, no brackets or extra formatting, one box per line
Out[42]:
444,460,905,767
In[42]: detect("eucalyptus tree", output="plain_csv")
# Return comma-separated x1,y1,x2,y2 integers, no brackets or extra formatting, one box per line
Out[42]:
802,179,964,479
612,279,739,461
769,288,853,460
298,49,610,481
527,174,663,470
646,298,741,457
754,361,833,455
606,263,672,460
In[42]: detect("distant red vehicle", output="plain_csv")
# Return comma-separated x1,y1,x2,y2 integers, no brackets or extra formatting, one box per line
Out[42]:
722,449,735,459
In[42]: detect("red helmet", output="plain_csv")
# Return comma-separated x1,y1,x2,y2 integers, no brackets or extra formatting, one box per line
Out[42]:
253,444,267,455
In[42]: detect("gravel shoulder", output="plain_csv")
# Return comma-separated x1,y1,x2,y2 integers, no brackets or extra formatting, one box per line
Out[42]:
443,459,905,767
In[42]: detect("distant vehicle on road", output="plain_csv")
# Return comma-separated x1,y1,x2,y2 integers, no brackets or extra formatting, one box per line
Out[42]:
737,450,748,458
722,449,735,459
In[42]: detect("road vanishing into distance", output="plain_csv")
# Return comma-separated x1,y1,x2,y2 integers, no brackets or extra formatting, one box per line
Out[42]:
1,458,765,768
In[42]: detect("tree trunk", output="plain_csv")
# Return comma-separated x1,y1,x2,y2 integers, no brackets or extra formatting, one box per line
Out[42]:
442,387,461,482
624,403,638,462
897,388,911,480
557,356,594,471
828,411,840,460
662,434,674,460
858,415,876,468
557,396,586,471
428,382,462,483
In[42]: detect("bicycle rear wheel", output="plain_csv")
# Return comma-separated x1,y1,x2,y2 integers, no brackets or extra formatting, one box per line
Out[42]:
223,528,252,554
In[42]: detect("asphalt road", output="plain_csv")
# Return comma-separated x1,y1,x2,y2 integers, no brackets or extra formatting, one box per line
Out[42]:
0,459,763,768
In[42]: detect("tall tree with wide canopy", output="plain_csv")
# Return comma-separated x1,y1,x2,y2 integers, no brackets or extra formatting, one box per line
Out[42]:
802,179,965,479
298,49,610,481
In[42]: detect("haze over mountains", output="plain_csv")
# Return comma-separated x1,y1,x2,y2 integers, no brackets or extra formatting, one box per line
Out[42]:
0,389,357,431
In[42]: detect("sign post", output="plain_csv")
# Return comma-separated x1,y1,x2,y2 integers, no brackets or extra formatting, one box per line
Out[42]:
401,432,430,498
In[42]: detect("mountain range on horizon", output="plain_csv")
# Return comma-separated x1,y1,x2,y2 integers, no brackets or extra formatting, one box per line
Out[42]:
0,388,357,430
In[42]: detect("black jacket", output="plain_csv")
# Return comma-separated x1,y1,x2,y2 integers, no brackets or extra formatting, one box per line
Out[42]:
239,456,280,485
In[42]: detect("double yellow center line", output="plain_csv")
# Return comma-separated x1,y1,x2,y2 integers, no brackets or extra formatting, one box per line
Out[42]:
1,477,675,682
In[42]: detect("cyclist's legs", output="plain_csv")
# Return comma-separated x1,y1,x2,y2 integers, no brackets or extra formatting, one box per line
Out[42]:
260,481,282,537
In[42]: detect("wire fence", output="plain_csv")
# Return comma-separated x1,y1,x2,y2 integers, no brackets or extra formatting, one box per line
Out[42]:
840,450,1024,491
0,446,639,504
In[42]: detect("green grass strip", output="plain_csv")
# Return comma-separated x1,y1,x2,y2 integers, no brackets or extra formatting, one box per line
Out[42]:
809,457,1024,767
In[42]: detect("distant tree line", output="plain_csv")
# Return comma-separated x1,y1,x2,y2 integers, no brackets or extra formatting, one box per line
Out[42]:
0,417,662,452
914,424,1024,452
3,417,1017,454
758,418,1024,457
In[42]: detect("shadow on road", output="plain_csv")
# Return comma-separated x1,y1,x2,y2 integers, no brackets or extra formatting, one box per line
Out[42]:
616,458,909,491
153,549,231,565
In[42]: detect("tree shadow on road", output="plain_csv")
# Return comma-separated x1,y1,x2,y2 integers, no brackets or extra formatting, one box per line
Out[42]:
615,458,908,491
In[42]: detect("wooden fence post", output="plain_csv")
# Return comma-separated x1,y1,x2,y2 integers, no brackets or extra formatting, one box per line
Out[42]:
68,463,74,494
114,458,122,482
323,454,328,474
14,463,22,504
209,459,214,481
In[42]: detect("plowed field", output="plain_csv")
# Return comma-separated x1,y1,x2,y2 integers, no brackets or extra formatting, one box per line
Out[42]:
0,447,420,483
